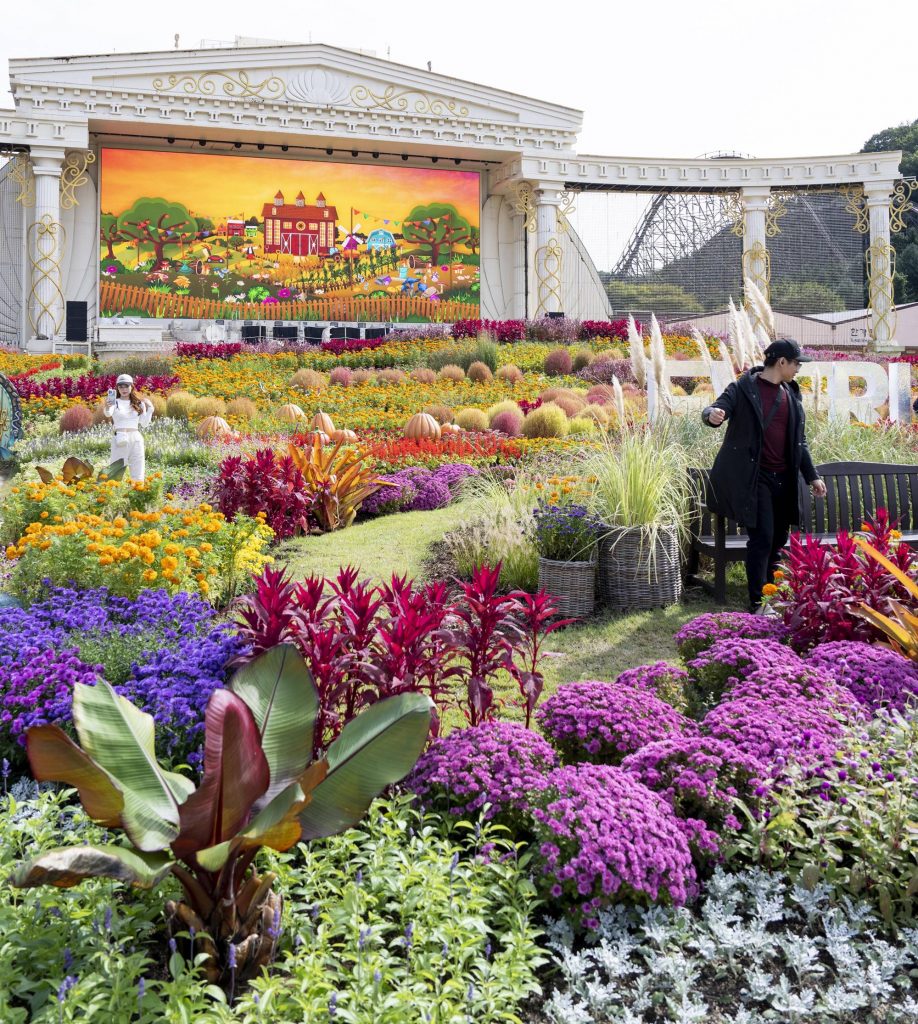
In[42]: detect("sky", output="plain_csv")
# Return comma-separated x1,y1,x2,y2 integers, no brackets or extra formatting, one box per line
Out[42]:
3,0,913,267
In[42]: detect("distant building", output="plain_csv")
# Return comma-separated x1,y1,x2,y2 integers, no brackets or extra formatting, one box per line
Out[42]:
260,190,338,256
226,218,245,237
366,228,396,251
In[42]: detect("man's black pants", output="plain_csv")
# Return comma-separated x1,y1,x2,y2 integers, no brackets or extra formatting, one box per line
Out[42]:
746,468,796,609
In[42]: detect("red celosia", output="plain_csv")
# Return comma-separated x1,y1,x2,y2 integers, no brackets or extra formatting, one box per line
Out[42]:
13,372,178,401
175,342,242,359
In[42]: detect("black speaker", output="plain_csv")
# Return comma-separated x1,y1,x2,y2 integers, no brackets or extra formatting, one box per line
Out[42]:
364,327,387,340
345,326,362,340
273,325,298,341
546,311,565,319
241,324,266,343
304,326,326,342
65,301,88,342
328,327,346,340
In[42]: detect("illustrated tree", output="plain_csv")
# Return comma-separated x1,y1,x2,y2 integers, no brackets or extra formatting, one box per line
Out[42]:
401,203,472,265
467,225,481,256
99,213,123,260
116,197,198,265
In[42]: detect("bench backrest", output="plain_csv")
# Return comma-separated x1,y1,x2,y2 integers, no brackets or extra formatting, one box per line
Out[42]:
690,462,918,534
806,461,918,534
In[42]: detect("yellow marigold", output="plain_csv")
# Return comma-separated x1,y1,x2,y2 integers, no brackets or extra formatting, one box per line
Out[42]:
161,555,179,573
98,555,114,566
142,569,158,582
184,547,199,559
39,511,48,519
113,517,127,529
199,503,213,513
199,542,213,553
892,529,902,539
773,570,785,581
762,583,779,596
11,487,18,494
163,543,181,555
198,580,210,596
5,546,17,559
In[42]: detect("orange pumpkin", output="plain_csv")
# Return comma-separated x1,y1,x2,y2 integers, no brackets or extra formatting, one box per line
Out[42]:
305,431,330,445
404,412,441,440
196,415,233,439
329,428,358,443
440,422,462,435
276,403,306,422
311,410,336,434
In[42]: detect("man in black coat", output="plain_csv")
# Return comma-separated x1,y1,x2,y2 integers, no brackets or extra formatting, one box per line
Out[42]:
702,338,827,611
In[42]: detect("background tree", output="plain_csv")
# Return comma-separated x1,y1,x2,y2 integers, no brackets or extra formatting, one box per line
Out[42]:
116,198,198,265
401,203,471,265
862,119,918,302
770,279,845,314
99,213,123,260
467,225,481,256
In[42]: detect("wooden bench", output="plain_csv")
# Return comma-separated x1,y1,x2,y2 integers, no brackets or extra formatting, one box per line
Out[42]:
685,461,918,603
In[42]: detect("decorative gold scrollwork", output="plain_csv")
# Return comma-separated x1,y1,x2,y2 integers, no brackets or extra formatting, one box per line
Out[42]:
348,84,469,117
9,153,35,207
535,240,564,317
510,182,537,233
721,191,745,238
841,184,870,234
556,190,577,235
152,71,286,99
27,214,66,337
60,150,96,210
866,239,897,344
890,178,918,235
742,240,772,313
765,190,792,237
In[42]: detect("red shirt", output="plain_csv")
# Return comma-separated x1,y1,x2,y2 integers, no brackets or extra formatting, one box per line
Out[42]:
757,377,789,473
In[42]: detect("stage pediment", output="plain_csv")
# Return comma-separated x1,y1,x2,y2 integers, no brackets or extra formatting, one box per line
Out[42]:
8,44,583,136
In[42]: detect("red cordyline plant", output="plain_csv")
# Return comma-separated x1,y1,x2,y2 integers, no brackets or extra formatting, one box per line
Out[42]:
214,449,316,541
175,341,242,359
767,509,917,649
234,563,568,747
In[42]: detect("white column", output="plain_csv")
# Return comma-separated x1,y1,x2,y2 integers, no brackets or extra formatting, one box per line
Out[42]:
864,181,898,352
533,189,563,317
740,186,770,299
29,149,66,347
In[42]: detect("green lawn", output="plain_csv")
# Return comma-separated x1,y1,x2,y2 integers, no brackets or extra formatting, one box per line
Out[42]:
274,504,746,714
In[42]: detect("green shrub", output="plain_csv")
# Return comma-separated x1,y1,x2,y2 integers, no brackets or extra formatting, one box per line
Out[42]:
571,347,594,371
102,354,175,378
522,402,570,439
0,790,544,1023
568,416,596,435
486,399,522,424
428,344,468,371
469,335,499,372
455,407,489,432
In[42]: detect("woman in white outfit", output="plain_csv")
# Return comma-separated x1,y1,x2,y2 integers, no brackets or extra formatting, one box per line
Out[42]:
103,374,154,481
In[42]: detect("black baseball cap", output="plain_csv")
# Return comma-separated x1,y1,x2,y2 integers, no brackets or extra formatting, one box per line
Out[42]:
763,338,811,363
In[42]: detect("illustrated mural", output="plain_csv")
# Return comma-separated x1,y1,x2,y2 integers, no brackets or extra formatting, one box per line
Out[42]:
98,148,481,323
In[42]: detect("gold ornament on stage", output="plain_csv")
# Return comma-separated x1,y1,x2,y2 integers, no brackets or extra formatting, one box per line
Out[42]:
721,191,745,238
9,153,35,207
535,240,563,317
841,184,870,234
510,182,537,233
890,178,918,235
556,190,577,235
348,84,468,118
28,215,66,337
152,71,285,99
866,239,897,344
60,151,96,210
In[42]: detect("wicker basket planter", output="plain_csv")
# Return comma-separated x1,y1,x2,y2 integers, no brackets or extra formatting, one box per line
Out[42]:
597,524,682,611
537,557,596,618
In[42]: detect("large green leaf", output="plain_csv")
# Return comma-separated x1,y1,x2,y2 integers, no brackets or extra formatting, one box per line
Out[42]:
26,725,124,828
229,644,319,802
172,690,269,862
71,681,182,851
298,692,432,841
9,844,172,889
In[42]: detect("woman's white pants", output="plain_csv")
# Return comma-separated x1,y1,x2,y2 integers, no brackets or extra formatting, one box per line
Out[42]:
110,432,146,481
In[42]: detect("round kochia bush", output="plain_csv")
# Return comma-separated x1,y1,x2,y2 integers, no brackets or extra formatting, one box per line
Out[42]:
530,763,696,929
674,611,789,662
622,736,765,863
806,640,918,714
537,680,694,765
405,721,558,827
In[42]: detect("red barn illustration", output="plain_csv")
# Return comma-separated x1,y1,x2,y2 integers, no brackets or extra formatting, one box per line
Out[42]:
261,190,338,256
226,218,245,237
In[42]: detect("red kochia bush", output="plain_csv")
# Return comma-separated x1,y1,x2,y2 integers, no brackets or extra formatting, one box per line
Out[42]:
214,448,315,540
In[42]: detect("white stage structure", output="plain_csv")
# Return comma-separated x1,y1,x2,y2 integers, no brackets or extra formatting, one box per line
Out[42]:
0,42,908,356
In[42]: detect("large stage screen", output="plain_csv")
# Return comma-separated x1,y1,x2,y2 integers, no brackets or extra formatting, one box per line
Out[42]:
99,147,480,323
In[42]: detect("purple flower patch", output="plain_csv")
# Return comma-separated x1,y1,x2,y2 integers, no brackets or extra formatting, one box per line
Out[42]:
806,640,918,714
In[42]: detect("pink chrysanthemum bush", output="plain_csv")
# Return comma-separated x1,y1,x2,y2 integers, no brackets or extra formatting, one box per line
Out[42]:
685,638,808,714
615,661,690,712
674,611,790,662
405,721,558,829
806,640,918,714
529,763,697,929
621,736,765,866
536,680,694,765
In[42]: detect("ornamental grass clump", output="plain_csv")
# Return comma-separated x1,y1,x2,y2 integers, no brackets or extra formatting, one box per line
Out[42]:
406,721,558,829
532,501,602,562
615,661,689,712
522,403,569,439
674,610,790,661
455,407,489,432
530,763,696,929
806,640,918,713
621,736,765,864
537,680,694,765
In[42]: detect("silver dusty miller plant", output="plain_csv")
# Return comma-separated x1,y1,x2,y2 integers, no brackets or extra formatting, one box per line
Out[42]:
542,868,918,1024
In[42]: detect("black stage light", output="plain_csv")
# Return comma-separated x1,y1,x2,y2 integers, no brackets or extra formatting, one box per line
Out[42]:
167,137,175,144
281,144,288,151
326,148,333,155
454,159,461,165
351,150,358,157
257,143,265,151
401,154,408,161
431,156,438,163
198,139,206,147
233,142,242,149
372,151,379,159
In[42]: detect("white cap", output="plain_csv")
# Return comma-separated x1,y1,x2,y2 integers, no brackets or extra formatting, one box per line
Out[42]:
116,374,134,386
